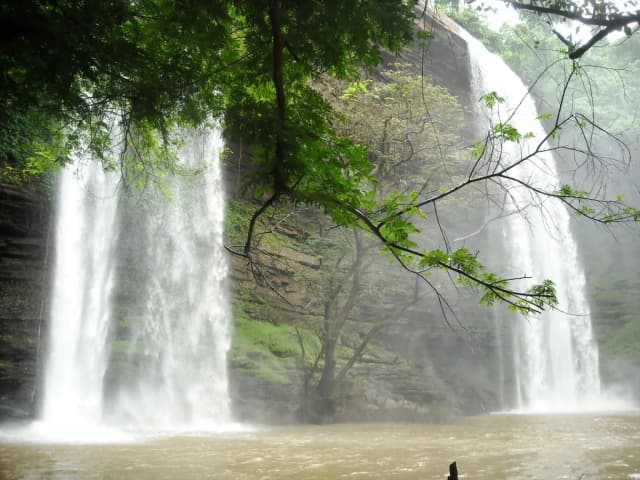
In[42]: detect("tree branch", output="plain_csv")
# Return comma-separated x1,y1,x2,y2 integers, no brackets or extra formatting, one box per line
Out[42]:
505,1,640,27
504,0,640,58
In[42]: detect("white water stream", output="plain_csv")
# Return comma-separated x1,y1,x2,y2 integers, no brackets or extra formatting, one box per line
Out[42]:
107,129,232,429
40,162,120,435
459,30,602,411
36,128,232,440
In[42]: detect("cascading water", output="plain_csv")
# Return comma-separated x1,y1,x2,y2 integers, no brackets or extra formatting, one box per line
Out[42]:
459,29,602,411
40,162,120,435
107,128,232,429
36,127,232,439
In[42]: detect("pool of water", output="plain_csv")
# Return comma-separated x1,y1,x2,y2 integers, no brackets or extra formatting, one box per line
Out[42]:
1,413,639,479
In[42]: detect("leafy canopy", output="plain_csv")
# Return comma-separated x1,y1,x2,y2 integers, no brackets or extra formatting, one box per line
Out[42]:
9,0,637,314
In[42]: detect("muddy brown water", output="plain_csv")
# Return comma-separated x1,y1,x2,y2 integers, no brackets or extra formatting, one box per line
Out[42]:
1,413,639,479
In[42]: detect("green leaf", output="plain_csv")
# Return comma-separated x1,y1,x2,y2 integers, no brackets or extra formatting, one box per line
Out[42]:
480,91,505,109
493,122,522,142
418,249,449,268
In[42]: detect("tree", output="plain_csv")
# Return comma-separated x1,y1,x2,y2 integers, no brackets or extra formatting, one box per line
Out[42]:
297,228,422,423
1,0,232,183
288,69,463,421
225,1,640,319
476,0,640,58
450,1,640,218
323,68,466,190
2,0,637,317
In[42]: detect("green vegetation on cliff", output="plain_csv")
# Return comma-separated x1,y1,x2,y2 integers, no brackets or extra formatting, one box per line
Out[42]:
231,309,305,384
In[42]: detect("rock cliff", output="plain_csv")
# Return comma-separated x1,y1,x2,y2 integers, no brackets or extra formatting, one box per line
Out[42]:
224,12,488,423
0,183,50,419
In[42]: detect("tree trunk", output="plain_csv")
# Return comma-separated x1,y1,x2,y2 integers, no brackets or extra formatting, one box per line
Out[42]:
315,337,337,423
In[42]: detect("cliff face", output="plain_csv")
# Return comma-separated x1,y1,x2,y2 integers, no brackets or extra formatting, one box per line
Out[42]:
225,14,487,423
0,183,50,419
404,11,470,103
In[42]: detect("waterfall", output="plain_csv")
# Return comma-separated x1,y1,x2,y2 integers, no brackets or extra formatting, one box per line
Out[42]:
40,162,120,433
37,127,232,439
459,30,602,411
107,128,232,430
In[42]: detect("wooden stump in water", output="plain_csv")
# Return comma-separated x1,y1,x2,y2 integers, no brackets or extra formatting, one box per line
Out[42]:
447,461,458,480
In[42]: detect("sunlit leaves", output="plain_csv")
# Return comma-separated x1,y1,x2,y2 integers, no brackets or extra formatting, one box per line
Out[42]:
554,184,640,223
557,184,589,198
602,207,640,223
478,273,509,307
480,91,505,109
516,279,558,312
0,110,70,184
492,122,523,142
340,81,371,100
412,245,559,314
451,247,482,274
556,184,593,217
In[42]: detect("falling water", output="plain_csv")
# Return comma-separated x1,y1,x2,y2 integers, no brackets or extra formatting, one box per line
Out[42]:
40,161,120,436
37,127,232,439
107,128,232,429
459,30,602,411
